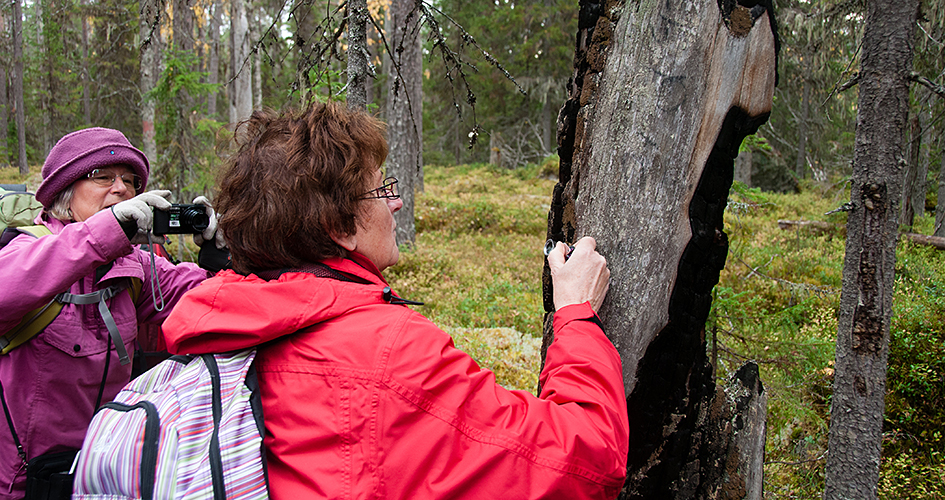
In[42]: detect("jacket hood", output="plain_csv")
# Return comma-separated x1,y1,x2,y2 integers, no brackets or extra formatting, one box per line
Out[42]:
163,253,392,354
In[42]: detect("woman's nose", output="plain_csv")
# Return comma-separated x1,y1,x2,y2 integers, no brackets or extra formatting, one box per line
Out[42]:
111,177,131,195
387,196,403,214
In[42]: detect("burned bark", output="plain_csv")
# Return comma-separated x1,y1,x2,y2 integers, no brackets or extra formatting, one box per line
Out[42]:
542,0,778,497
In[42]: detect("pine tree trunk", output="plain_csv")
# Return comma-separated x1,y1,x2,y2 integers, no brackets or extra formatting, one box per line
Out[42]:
346,0,369,110
900,112,921,230
229,0,252,124
291,0,316,100
935,131,945,237
13,0,27,174
542,0,777,497
386,0,423,246
795,76,810,179
140,0,160,163
38,0,51,155
0,65,7,164
207,0,220,118
823,1,917,498
173,0,194,52
81,0,91,125
251,7,263,110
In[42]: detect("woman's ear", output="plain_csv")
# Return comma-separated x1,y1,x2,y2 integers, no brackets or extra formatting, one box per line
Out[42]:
330,231,357,252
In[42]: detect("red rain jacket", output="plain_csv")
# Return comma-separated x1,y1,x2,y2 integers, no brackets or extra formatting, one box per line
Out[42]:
163,253,628,499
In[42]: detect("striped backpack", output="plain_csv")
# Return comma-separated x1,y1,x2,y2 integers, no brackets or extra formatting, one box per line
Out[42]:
72,349,269,500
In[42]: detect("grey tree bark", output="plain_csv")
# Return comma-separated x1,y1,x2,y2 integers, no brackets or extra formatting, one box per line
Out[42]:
229,0,253,124
139,0,161,163
0,65,6,165
207,0,221,118
386,0,423,246
541,0,778,497
38,0,50,155
173,0,194,53
346,0,369,110
251,7,263,110
899,112,921,230
823,1,918,498
0,10,6,160
13,0,27,174
81,0,91,125
795,76,810,179
935,131,945,237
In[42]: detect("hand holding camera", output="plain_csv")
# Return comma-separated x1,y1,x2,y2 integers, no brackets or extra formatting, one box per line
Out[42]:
111,190,172,244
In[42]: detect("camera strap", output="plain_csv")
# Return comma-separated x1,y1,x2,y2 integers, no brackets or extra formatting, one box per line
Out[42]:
145,232,166,313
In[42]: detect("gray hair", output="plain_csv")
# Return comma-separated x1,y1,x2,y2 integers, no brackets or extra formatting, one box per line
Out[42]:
47,185,75,222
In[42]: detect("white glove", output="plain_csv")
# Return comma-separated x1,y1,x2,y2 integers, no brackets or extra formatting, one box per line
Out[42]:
192,196,226,249
111,190,171,244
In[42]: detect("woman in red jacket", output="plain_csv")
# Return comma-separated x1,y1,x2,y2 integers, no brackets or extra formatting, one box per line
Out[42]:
162,101,629,499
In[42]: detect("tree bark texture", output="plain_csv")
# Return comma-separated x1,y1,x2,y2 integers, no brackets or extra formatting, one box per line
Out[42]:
173,0,194,53
795,76,809,179
899,112,921,230
139,0,160,163
936,131,945,237
823,1,917,498
13,0,28,174
81,0,91,125
207,0,220,118
542,0,778,497
0,65,7,164
229,0,252,124
38,0,51,155
346,0,369,110
387,0,423,246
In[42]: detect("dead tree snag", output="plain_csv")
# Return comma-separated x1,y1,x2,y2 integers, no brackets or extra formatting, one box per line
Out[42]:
542,1,779,498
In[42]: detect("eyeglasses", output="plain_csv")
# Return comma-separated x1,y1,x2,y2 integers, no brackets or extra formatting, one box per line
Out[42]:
86,169,142,192
362,176,399,200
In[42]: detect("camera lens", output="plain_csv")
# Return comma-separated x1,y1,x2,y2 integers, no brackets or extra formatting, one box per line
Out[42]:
182,207,210,232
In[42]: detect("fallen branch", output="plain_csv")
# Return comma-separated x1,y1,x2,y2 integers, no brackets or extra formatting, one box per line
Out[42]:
777,219,836,234
900,232,945,250
776,220,945,250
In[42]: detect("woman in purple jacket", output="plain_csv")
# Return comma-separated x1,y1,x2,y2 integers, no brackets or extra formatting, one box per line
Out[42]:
0,128,214,500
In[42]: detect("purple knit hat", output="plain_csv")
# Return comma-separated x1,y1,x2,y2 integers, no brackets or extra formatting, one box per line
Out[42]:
35,127,150,207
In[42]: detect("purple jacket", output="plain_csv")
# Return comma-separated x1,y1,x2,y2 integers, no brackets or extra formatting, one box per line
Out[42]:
0,209,209,499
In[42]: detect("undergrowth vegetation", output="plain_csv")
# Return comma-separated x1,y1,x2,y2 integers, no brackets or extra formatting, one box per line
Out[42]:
4,160,943,497
387,164,945,498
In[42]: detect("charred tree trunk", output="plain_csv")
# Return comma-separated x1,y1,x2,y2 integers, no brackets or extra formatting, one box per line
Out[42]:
541,0,778,497
823,1,917,498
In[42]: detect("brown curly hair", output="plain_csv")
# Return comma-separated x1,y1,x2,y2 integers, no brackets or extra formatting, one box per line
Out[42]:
215,101,388,275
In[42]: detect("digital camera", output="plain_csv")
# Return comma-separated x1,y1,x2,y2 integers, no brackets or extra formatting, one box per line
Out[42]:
153,204,210,235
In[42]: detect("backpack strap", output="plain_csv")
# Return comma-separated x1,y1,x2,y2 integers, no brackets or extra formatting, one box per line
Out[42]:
15,225,52,239
57,284,134,365
1,225,143,360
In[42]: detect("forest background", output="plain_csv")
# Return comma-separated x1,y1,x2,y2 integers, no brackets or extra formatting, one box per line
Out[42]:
0,0,944,497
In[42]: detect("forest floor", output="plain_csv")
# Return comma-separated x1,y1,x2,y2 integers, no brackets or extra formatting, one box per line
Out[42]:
386,162,945,499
